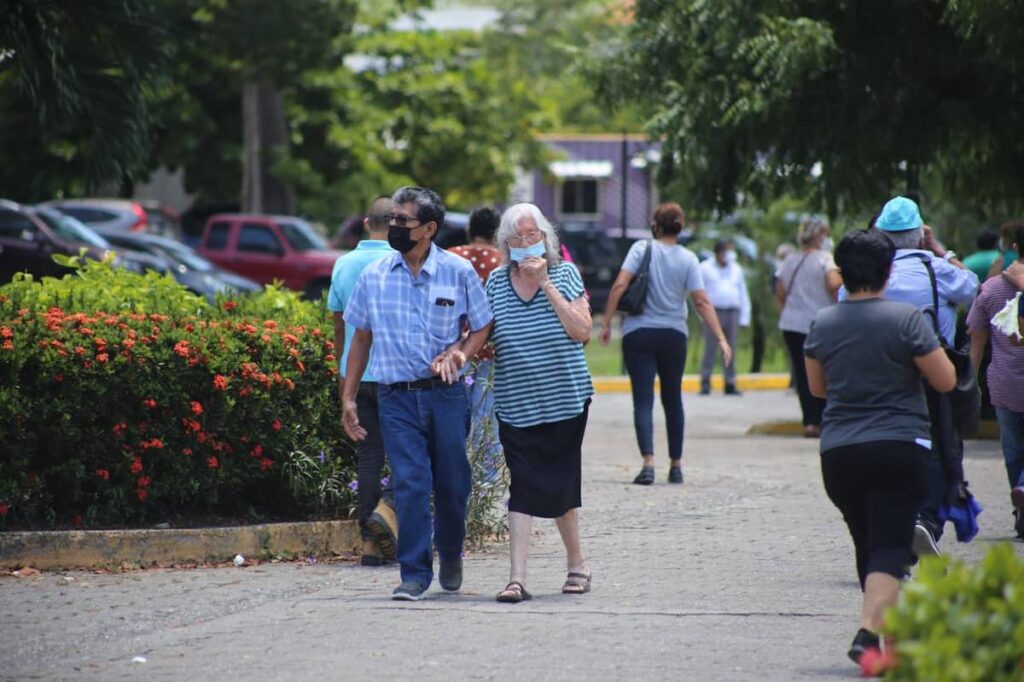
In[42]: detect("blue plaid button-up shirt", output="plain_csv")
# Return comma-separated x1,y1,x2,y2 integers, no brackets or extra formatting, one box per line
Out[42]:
343,243,494,385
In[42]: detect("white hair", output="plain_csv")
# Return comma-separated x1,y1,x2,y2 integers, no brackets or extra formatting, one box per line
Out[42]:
496,203,562,265
797,217,829,247
883,227,924,250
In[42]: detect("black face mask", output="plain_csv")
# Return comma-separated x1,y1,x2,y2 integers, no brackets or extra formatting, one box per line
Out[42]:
388,225,419,253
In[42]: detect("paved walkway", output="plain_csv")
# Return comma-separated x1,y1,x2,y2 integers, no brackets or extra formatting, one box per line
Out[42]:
1,391,1019,680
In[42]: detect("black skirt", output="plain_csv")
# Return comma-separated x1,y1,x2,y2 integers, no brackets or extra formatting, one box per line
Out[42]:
498,400,590,519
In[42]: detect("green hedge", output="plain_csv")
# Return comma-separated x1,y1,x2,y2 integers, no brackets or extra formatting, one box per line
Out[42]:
883,544,1024,681
0,258,355,528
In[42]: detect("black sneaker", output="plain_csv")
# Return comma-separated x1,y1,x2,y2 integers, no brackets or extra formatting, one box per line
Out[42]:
847,628,880,665
668,467,683,484
439,557,463,592
913,522,941,557
392,580,427,601
724,384,742,396
633,466,655,485
699,381,711,395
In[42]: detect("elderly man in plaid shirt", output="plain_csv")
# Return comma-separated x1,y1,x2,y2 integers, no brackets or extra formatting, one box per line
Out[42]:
342,186,494,601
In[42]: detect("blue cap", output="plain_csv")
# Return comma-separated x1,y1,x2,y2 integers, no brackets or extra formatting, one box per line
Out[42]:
875,196,923,232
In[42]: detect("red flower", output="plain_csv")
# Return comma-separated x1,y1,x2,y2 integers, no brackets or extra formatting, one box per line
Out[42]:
136,488,148,502
96,468,110,480
141,438,164,450
0,502,8,516
121,338,135,349
263,320,278,330
96,353,109,363
325,354,336,363
74,345,86,356
259,458,273,471
238,386,253,398
143,398,157,409
251,444,263,457
859,648,896,677
207,456,219,469
184,323,194,333
0,326,12,339
137,476,152,488
212,374,228,391
54,373,64,383
183,418,201,433
130,457,144,474
288,348,299,358
182,447,193,456
295,361,306,373
260,334,271,343
197,432,207,444
173,340,190,357
284,378,295,391
1,340,12,352
190,401,203,415
271,419,282,432
113,422,127,436
282,333,299,345
222,300,237,310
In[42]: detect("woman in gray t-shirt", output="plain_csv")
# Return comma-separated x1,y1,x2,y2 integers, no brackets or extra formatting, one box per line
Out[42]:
802,229,954,669
600,202,732,486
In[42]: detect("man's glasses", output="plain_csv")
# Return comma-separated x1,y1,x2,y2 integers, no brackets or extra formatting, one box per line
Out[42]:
389,214,422,228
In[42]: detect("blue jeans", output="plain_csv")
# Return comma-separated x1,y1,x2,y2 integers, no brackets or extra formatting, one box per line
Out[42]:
465,360,503,480
378,382,471,587
622,328,687,460
995,407,1024,490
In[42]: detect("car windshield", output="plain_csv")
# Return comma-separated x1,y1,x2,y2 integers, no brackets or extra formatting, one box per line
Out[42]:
157,240,216,272
279,221,326,251
35,210,110,249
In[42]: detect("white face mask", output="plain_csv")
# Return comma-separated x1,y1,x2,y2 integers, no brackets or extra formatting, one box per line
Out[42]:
820,237,834,252
725,249,737,264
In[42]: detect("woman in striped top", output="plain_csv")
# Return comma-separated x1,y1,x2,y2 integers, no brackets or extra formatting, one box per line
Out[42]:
486,203,594,603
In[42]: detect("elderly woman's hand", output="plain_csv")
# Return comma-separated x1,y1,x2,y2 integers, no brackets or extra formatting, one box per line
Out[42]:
518,256,549,287
431,348,467,384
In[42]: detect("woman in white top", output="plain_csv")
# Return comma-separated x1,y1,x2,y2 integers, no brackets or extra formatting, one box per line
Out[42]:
774,217,843,437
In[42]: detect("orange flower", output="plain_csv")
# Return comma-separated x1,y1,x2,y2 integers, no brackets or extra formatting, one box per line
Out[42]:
282,333,299,345
0,325,10,339
130,457,144,474
74,345,86,356
222,301,237,310
121,338,135,349
190,401,203,415
325,354,336,363
212,374,228,391
207,456,219,469
261,334,271,343
263,320,278,330
2,341,13,352
284,378,295,391
96,353,109,363
173,340,190,357
289,348,299,358
96,468,110,480
295,361,306,373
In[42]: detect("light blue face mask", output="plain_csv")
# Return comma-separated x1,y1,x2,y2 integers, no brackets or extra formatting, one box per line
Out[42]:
509,240,546,263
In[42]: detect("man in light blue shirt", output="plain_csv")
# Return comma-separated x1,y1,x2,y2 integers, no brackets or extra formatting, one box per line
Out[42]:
328,195,397,567
342,186,493,601
870,196,979,554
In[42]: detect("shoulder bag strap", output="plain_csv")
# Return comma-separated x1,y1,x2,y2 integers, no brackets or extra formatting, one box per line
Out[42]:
637,239,653,275
781,253,810,304
919,255,944,339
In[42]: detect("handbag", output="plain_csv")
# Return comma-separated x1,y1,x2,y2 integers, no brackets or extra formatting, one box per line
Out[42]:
617,240,653,314
920,257,981,438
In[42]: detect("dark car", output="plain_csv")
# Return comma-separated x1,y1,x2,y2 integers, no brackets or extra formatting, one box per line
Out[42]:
94,229,262,299
0,200,116,283
559,227,625,310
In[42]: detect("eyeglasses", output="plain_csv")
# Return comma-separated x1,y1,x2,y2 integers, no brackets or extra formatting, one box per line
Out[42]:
389,214,422,228
507,231,543,246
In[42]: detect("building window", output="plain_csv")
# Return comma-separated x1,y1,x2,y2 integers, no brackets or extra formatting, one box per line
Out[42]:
560,179,599,217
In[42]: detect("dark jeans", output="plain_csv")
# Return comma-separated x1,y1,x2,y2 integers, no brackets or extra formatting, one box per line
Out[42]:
622,327,687,461
919,385,965,542
783,330,825,426
378,381,471,587
355,382,393,540
822,441,929,589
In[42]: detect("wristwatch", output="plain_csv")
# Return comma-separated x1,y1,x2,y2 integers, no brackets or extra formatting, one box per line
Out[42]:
942,251,957,261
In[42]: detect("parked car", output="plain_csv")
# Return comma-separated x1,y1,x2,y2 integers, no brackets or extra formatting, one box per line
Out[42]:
94,228,262,300
45,199,180,238
559,226,625,310
196,214,345,299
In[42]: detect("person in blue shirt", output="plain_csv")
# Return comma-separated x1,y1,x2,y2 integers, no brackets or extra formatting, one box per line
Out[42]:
327,195,397,567
864,196,979,555
342,186,494,601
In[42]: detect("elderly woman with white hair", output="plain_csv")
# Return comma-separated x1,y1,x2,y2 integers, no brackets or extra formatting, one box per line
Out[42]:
775,217,843,437
485,202,594,603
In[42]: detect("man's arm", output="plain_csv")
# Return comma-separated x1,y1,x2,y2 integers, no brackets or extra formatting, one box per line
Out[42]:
341,328,372,440
332,312,346,401
691,289,732,366
969,327,990,372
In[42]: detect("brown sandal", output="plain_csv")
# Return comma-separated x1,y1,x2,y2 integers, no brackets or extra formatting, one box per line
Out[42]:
562,570,592,594
496,581,532,603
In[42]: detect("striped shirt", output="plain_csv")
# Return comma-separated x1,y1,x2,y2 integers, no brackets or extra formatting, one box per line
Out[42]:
344,244,493,385
486,262,594,428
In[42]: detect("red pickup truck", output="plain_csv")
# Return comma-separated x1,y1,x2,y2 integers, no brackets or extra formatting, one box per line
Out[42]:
196,214,345,299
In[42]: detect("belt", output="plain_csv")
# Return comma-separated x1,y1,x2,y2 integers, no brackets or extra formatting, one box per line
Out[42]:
386,377,450,391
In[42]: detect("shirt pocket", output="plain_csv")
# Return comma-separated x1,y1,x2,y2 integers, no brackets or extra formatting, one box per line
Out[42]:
427,285,461,340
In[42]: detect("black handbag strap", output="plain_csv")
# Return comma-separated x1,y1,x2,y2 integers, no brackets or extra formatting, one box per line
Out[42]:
918,255,945,342
637,239,653,276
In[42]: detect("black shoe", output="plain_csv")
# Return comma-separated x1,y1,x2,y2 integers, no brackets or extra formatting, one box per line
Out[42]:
913,521,941,557
1014,509,1024,540
668,467,683,484
847,628,880,665
724,384,742,396
439,557,463,592
392,580,428,601
699,382,711,395
633,466,655,485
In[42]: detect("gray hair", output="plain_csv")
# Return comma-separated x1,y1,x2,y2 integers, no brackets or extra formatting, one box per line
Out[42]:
496,203,562,265
882,227,923,250
392,186,445,228
797,217,829,247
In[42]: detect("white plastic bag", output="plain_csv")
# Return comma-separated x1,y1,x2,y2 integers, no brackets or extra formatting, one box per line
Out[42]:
992,291,1022,341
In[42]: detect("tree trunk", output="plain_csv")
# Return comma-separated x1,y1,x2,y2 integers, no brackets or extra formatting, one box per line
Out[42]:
241,80,295,215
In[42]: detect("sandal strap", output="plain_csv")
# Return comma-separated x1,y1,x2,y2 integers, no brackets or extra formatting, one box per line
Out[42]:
566,572,590,580
502,581,526,594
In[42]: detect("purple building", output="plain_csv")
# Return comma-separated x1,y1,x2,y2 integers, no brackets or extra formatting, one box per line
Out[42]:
516,134,661,237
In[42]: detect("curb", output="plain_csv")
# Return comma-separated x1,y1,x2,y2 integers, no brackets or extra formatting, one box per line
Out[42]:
0,519,360,571
747,419,1000,440
593,372,790,394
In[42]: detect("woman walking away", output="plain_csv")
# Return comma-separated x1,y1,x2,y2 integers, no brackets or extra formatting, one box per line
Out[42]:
486,203,594,603
775,216,842,437
803,230,954,669
600,202,731,486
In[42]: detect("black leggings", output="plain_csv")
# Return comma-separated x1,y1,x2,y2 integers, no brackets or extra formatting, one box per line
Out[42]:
783,330,826,427
821,441,929,589
622,327,687,460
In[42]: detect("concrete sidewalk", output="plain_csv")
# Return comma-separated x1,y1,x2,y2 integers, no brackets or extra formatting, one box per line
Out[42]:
1,390,1019,681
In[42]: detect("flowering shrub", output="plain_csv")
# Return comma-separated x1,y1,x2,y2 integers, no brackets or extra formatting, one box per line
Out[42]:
0,260,356,528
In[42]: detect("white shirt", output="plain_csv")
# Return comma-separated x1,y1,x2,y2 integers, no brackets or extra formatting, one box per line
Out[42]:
699,258,751,326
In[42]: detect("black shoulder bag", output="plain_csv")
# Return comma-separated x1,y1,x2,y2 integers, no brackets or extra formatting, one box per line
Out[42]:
920,257,981,438
617,240,653,314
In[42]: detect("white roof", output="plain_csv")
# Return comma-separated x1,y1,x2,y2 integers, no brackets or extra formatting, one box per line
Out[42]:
549,160,614,179
391,8,501,32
